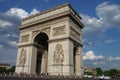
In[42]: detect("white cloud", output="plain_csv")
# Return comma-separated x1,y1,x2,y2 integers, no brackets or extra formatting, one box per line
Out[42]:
1,34,18,38
30,8,39,15
4,34,10,37
0,45,4,48
11,34,19,38
5,7,39,19
81,14,103,35
105,39,115,43
6,7,29,19
108,56,120,61
9,41,18,47
82,38,96,48
0,20,13,28
96,2,120,27
83,50,104,60
44,0,48,2
81,2,120,35
0,7,39,49
92,61,106,65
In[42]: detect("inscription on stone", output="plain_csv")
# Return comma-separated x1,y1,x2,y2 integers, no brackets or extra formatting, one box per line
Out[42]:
53,44,64,64
52,25,66,37
19,49,26,66
20,34,29,43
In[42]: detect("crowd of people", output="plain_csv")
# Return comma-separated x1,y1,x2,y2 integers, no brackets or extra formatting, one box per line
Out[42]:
0,72,119,80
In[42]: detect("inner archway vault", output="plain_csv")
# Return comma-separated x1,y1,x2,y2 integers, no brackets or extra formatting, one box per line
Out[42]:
34,32,49,74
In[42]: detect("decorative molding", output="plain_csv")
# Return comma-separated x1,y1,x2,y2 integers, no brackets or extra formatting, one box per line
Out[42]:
32,30,40,38
21,5,69,25
19,49,26,66
31,27,50,41
41,27,50,37
20,17,68,33
53,44,64,64
20,11,70,29
52,25,66,37
20,34,29,43
70,27,81,41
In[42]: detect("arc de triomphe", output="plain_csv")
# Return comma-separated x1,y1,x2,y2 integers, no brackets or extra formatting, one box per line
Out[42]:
15,3,84,76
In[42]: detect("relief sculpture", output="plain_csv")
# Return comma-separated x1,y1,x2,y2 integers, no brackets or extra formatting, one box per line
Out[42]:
53,44,64,64
19,49,26,66
52,25,66,37
70,27,81,41
20,34,29,43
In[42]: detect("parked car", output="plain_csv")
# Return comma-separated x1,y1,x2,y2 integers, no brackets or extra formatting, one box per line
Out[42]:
98,75,110,79
83,74,93,78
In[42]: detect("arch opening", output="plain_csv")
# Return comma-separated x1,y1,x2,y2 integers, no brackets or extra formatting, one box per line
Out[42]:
73,46,78,75
34,32,49,75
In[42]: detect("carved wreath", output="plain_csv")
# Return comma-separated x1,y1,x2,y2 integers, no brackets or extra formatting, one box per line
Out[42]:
53,44,64,64
19,49,26,66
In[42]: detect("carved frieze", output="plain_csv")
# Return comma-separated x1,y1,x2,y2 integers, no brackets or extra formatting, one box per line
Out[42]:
52,25,66,37
19,49,26,66
20,17,67,33
20,34,29,43
70,27,81,41
21,6,69,26
53,44,64,64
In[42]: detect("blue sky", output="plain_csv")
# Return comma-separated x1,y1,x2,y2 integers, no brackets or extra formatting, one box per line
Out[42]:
0,0,120,70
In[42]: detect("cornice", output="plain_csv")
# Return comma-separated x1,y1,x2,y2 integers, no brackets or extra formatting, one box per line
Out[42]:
19,11,70,30
19,3,83,30
22,3,81,21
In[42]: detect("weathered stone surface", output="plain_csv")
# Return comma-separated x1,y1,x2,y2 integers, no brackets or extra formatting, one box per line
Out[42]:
16,3,84,77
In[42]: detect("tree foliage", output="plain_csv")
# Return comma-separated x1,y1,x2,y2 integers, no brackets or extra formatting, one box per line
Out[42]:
7,66,15,72
96,67,103,76
96,67,120,76
0,67,6,73
109,68,119,76
0,66,15,73
84,71,93,75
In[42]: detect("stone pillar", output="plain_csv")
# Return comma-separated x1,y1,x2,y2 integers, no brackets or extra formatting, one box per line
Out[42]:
47,39,72,75
45,50,48,73
41,50,48,73
79,47,83,76
75,47,80,75
29,45,37,74
69,41,74,75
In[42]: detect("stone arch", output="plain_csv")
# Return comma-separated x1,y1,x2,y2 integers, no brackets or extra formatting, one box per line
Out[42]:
33,32,49,74
33,32,49,50
32,28,50,43
16,3,83,76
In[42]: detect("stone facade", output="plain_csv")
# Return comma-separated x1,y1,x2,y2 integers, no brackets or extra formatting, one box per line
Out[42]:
15,3,84,77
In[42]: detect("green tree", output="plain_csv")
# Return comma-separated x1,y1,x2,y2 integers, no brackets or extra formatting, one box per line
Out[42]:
109,68,118,76
84,71,93,75
103,70,110,76
0,67,6,73
7,66,15,72
96,67,103,76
